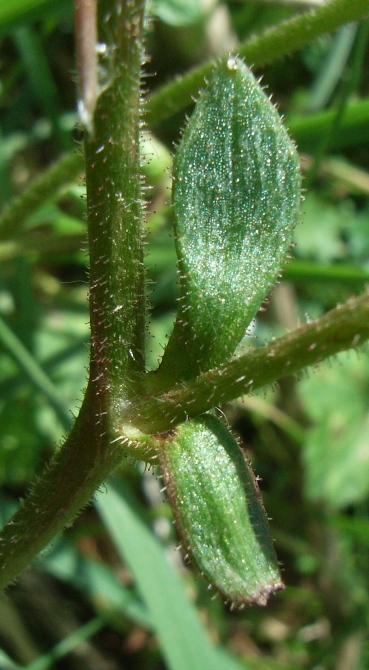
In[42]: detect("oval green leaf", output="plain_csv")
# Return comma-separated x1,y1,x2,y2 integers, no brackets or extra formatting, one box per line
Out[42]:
158,414,283,605
155,56,301,387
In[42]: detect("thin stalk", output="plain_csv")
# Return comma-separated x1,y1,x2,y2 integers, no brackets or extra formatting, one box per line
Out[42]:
126,292,369,433
75,0,98,132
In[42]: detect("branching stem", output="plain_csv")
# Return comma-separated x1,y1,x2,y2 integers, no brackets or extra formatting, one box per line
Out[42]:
0,0,368,594
126,292,369,433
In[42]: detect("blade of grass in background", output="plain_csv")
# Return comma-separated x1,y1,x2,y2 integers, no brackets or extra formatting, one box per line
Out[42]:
304,23,357,114
23,616,108,670
13,26,69,150
290,97,369,151
0,649,21,670
0,315,73,430
96,480,248,670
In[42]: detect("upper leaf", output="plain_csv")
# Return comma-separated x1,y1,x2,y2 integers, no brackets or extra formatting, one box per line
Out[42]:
153,56,301,387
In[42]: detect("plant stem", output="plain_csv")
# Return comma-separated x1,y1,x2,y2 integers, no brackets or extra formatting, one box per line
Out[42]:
126,292,369,433
0,0,146,591
0,384,125,591
85,0,146,399
0,0,367,594
146,0,369,128
75,0,98,132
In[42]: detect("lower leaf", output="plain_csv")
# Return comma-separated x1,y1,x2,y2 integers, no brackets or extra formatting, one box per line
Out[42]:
157,414,283,605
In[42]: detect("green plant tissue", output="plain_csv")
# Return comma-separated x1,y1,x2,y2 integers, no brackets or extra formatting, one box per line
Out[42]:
158,414,283,605
156,56,301,386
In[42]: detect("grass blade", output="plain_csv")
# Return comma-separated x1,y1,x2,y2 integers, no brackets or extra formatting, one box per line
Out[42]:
95,480,247,670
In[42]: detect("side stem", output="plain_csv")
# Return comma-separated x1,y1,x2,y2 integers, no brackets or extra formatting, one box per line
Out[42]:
146,0,369,128
126,292,369,433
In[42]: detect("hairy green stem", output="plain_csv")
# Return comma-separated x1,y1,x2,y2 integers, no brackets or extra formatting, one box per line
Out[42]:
0,384,124,591
146,0,369,128
0,0,146,591
0,292,367,589
85,0,146,398
126,292,369,433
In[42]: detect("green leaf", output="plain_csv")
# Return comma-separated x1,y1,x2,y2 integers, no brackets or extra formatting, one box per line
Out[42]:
158,414,283,605
154,56,300,387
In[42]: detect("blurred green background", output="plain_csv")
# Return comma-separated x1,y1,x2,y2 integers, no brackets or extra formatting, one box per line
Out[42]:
1,1,369,668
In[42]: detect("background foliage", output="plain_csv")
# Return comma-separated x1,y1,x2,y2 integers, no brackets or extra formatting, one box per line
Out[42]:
0,0,369,668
